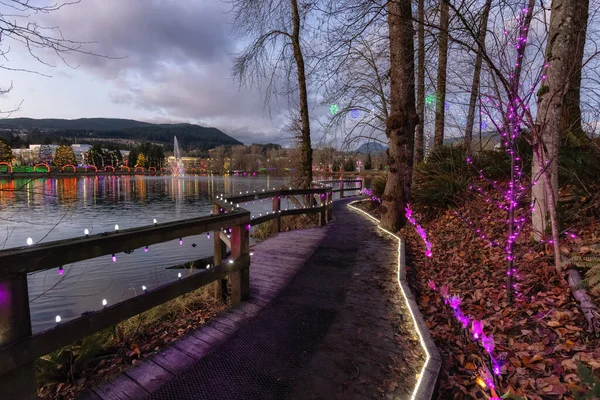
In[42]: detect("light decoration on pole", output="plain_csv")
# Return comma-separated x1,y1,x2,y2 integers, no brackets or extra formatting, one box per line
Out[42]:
112,254,116,262
114,224,119,232
102,299,107,307
55,315,61,324
26,237,33,246
58,266,64,275
153,219,158,226
84,229,89,237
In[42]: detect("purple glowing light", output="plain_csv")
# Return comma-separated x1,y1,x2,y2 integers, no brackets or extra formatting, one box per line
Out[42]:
471,319,483,340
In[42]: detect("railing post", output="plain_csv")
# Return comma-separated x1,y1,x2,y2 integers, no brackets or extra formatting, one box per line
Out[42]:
340,180,345,198
0,275,37,400
212,203,227,301
326,190,333,221
319,191,326,226
230,217,250,306
272,194,280,234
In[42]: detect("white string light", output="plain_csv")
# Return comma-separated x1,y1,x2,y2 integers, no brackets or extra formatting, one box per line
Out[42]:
347,201,432,400
115,224,119,232
84,229,89,237
26,237,33,246
55,315,61,324
102,299,107,307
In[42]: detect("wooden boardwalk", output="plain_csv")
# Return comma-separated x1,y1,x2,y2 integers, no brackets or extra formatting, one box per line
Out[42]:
83,199,425,400
85,226,330,400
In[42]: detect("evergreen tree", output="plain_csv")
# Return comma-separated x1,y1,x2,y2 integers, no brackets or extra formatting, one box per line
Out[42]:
135,153,147,168
364,153,372,170
0,139,13,162
39,144,53,164
86,144,105,167
343,158,356,172
127,149,138,167
54,145,77,166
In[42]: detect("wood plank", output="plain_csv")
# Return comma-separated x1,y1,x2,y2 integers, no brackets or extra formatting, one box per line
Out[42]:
207,320,237,335
193,325,229,343
93,374,147,400
213,316,240,329
172,335,213,360
150,346,195,374
123,359,173,393
235,302,262,314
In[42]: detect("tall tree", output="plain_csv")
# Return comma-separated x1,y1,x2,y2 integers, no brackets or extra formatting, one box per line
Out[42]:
0,139,13,162
464,0,491,154
39,144,53,165
532,0,590,241
433,0,449,150
231,0,313,188
414,0,426,163
54,145,76,167
380,0,418,232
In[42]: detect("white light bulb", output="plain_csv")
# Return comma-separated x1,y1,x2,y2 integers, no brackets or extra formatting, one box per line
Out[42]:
115,224,119,231
55,315,61,323
250,252,254,256
26,237,33,246
142,285,147,291
153,218,157,224
102,299,107,306
206,264,211,268
229,260,234,264
84,229,89,236
178,272,182,279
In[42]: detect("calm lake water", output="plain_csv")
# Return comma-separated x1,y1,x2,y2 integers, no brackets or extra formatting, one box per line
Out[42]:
0,175,361,333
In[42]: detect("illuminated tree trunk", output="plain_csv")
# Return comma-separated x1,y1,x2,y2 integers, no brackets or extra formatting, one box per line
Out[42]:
380,0,418,232
433,0,449,151
291,0,313,188
414,0,425,164
464,0,491,154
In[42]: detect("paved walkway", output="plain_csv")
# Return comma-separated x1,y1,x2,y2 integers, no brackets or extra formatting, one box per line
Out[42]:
86,199,424,400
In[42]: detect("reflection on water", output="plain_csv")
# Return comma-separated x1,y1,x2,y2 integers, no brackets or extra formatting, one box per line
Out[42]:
0,175,289,333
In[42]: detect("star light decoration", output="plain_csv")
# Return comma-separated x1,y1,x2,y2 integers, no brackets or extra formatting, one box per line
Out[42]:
329,104,339,115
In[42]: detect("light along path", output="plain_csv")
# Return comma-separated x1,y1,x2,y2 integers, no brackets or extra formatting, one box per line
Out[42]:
84,199,426,400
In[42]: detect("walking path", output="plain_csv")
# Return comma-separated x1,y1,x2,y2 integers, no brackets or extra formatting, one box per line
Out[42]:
85,199,426,400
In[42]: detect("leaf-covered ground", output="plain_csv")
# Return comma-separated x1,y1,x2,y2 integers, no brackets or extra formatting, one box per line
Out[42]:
38,291,227,400
397,192,600,399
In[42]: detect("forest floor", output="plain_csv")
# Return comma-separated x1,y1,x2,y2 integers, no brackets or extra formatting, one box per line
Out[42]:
357,187,600,399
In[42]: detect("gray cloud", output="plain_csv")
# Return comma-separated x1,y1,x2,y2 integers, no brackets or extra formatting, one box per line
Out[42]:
41,0,291,144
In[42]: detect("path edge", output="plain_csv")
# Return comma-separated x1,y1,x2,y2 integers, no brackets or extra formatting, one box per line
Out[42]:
347,201,441,400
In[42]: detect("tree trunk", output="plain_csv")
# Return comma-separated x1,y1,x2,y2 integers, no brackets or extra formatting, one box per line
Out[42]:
291,0,313,188
532,0,588,242
433,0,449,151
381,0,418,232
464,0,491,154
560,0,589,145
414,0,425,163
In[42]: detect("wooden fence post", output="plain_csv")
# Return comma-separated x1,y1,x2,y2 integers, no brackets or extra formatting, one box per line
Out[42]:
340,180,345,198
326,190,333,221
0,275,37,400
319,191,326,226
230,218,250,306
212,203,227,301
272,195,281,234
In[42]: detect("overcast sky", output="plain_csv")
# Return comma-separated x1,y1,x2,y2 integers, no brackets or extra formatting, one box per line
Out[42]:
0,0,313,145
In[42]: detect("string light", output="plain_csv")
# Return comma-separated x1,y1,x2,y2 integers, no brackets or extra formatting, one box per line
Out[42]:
102,299,107,307
111,254,116,262
84,229,89,237
142,285,147,292
178,272,182,279
114,224,119,232
153,219,158,226
58,266,64,275
55,315,61,324
26,237,33,246
144,246,149,252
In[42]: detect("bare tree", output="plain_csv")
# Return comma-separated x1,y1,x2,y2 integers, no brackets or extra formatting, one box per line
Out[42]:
464,0,491,154
414,0,426,163
432,0,449,150
230,0,314,188
380,0,418,232
532,0,590,243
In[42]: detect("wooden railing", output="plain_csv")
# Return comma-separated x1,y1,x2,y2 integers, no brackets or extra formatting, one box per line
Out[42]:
0,179,362,399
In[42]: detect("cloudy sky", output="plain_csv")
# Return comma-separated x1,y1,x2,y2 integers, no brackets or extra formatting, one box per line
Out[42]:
0,0,316,145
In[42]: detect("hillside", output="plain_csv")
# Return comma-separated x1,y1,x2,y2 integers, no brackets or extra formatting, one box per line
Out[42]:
355,142,387,154
0,118,243,152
